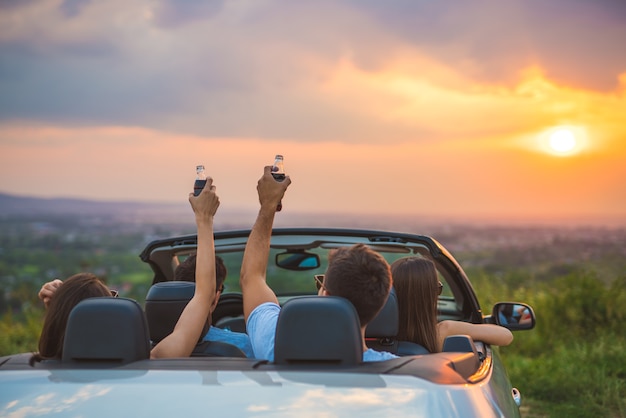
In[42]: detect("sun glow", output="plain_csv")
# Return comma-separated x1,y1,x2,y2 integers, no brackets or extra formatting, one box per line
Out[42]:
549,129,577,153
538,126,587,156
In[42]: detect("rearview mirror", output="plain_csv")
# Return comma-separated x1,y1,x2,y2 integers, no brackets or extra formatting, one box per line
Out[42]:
275,251,321,271
492,302,536,330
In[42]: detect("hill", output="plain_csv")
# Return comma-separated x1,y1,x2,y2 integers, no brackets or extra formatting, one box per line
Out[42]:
0,192,187,217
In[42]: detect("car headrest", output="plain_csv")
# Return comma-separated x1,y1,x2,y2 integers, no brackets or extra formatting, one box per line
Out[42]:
274,296,362,365
62,297,151,364
144,281,209,345
365,288,399,338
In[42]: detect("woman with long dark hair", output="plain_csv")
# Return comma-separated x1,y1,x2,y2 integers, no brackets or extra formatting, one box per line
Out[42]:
33,177,220,362
392,257,513,352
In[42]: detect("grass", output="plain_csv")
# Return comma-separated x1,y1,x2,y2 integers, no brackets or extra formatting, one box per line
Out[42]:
471,269,626,418
503,334,626,418
0,307,42,355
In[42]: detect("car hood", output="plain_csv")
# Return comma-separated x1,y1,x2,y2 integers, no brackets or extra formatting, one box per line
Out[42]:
1,369,508,417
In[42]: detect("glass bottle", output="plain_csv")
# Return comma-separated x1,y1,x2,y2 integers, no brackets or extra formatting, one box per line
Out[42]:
271,155,285,211
194,165,207,196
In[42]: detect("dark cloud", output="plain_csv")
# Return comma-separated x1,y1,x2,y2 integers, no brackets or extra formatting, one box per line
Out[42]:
60,0,92,18
0,40,178,126
152,0,224,28
1,0,624,142
0,0,37,11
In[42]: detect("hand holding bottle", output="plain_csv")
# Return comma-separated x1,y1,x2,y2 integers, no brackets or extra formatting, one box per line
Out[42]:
194,165,207,196
256,161,291,212
189,174,220,220
271,155,285,211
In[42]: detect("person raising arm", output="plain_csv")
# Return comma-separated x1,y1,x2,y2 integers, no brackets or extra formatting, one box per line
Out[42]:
34,176,220,361
240,166,291,360
150,177,220,358
241,166,397,362
173,254,254,357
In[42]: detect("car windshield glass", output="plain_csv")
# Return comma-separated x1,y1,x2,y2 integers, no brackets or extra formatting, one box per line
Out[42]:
169,233,462,320
217,244,452,297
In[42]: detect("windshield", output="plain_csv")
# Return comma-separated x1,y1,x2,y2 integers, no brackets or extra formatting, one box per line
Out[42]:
214,245,453,299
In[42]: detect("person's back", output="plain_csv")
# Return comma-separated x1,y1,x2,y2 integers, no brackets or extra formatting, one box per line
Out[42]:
35,273,113,362
392,257,513,351
175,254,254,357
316,243,397,361
34,179,223,362
240,166,397,362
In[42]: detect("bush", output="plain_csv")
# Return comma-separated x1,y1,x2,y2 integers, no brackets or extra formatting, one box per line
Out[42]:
476,269,626,418
0,308,43,356
503,334,626,418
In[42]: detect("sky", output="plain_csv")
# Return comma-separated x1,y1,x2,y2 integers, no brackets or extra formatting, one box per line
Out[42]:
1,0,625,225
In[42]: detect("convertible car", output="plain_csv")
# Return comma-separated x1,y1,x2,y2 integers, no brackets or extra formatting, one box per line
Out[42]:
0,228,535,417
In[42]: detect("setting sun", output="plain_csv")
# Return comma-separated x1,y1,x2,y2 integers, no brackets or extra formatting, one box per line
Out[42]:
549,129,577,153
533,126,588,157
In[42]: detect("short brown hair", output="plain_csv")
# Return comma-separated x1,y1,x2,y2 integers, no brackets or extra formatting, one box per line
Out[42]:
324,244,392,326
175,254,227,292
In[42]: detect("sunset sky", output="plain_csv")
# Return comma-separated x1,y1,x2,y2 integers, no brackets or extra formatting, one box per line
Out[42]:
1,0,625,225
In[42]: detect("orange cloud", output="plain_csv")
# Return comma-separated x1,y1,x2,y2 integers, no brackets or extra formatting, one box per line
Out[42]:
1,60,625,225
1,119,624,226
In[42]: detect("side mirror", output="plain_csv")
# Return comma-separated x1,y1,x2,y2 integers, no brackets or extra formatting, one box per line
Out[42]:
275,251,321,271
492,302,536,330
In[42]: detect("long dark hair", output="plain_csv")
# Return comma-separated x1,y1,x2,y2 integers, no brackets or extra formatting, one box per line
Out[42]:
391,257,440,353
32,273,111,363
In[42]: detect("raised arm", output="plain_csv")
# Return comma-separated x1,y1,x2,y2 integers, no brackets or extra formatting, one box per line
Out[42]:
437,320,514,351
151,177,220,359
240,166,291,322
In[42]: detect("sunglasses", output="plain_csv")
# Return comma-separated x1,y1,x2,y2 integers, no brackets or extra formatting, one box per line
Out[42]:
110,289,119,298
437,281,443,296
314,274,325,291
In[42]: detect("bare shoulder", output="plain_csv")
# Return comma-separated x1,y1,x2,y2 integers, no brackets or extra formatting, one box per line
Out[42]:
437,320,453,334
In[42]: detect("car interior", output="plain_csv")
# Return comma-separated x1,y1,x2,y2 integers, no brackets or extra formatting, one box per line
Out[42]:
9,290,485,386
0,229,534,392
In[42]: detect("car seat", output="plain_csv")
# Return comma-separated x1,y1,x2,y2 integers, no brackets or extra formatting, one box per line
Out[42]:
62,297,151,365
144,281,246,357
213,293,246,333
274,296,362,365
365,288,430,356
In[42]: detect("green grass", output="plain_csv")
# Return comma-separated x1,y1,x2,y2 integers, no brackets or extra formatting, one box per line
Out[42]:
0,307,42,356
502,335,626,418
471,269,626,418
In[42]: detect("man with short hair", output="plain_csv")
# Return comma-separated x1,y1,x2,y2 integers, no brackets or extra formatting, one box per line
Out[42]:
175,254,254,358
240,166,397,362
